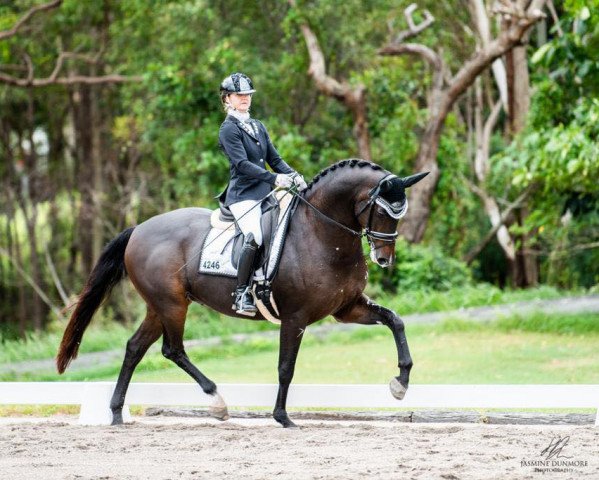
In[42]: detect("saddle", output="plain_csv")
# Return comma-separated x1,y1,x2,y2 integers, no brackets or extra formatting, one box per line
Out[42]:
213,195,279,272
201,191,298,323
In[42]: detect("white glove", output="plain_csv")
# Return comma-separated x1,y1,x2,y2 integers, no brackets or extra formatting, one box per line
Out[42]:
292,173,308,191
275,174,294,188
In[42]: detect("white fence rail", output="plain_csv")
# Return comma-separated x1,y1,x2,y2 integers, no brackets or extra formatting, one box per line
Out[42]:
1,382,598,426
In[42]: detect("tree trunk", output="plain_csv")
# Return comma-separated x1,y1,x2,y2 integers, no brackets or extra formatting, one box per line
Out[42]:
506,45,530,135
505,36,538,287
24,205,45,329
347,86,371,160
73,83,96,277
12,222,29,335
21,90,46,330
398,118,442,242
90,70,104,265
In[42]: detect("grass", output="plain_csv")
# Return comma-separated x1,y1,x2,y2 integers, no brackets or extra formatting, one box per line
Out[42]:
0,284,581,365
2,311,598,417
5,312,599,385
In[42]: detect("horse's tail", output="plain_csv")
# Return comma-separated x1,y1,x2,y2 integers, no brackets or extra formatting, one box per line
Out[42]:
56,226,135,374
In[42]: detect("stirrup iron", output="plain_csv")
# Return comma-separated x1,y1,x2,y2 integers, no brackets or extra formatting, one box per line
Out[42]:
234,286,257,315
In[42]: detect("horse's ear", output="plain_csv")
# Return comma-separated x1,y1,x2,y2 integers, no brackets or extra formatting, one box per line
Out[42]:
401,171,429,188
380,179,393,192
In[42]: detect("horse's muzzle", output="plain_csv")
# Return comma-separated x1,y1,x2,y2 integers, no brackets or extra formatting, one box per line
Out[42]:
370,246,395,268
377,257,389,267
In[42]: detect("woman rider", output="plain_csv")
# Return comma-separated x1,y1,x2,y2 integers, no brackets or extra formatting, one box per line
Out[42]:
218,72,307,315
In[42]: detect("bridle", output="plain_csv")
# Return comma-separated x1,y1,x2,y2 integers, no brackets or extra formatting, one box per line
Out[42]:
291,174,407,245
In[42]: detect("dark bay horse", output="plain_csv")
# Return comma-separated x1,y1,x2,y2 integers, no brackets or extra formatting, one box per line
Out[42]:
57,159,428,428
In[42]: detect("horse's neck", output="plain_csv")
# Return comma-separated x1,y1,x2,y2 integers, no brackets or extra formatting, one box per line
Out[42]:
304,169,379,229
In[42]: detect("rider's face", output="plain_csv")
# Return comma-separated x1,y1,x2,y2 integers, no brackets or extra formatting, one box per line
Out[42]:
227,93,252,113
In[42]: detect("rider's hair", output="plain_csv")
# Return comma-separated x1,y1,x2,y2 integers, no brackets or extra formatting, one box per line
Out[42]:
221,93,230,113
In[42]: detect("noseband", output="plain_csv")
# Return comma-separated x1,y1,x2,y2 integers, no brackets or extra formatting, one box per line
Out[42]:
292,174,407,244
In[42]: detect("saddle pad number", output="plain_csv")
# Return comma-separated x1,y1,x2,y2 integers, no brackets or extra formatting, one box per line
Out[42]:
202,260,221,270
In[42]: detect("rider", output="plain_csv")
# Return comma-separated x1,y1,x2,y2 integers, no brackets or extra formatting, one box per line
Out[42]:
218,72,307,314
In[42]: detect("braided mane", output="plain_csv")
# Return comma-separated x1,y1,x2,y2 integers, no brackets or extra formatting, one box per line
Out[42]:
306,159,385,191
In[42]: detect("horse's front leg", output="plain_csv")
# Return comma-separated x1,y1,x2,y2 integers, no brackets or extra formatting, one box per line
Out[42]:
334,294,413,400
273,320,305,428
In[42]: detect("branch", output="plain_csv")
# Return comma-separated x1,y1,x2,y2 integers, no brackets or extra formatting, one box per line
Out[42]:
44,245,70,307
379,42,442,72
0,48,138,87
0,246,63,318
0,0,63,41
379,4,443,90
546,0,564,37
393,3,435,44
0,71,142,87
288,0,372,159
444,1,547,110
23,53,34,84
287,0,353,100
48,51,106,82
463,184,535,264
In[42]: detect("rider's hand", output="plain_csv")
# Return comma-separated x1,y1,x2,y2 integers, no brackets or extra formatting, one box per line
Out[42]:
275,174,294,188
292,173,308,192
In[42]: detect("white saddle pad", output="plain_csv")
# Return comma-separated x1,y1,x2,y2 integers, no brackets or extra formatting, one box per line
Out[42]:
198,191,294,282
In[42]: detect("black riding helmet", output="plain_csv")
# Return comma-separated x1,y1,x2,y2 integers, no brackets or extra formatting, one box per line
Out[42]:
220,73,256,103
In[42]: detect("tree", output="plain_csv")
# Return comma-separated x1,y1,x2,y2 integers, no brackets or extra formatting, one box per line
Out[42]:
288,0,372,160
380,0,547,243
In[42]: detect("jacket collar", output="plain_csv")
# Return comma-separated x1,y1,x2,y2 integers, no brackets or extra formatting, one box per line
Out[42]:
226,114,259,141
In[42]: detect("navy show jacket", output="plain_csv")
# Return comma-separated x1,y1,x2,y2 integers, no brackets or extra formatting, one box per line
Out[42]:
218,115,295,206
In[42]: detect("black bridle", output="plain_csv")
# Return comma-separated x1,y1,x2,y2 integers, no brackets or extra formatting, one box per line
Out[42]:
291,174,405,244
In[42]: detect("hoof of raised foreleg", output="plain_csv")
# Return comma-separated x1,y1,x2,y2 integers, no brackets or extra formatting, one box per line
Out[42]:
389,377,407,400
209,405,230,421
209,392,230,421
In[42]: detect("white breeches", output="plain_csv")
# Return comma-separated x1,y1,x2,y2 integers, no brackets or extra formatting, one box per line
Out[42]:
229,200,263,246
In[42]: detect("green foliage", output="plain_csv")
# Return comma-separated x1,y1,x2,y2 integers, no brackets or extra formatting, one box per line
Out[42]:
2,0,598,339
531,2,599,109
367,238,472,293
501,99,599,193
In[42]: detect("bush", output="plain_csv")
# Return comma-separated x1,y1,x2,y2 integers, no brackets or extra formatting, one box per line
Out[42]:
368,238,472,292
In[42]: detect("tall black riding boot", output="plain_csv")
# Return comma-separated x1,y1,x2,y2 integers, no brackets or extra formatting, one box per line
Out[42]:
234,234,258,314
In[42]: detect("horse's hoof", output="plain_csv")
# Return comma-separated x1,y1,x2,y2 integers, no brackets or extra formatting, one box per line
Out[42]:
389,377,407,400
209,405,230,421
111,414,124,426
273,412,298,429
281,419,299,429
209,392,229,421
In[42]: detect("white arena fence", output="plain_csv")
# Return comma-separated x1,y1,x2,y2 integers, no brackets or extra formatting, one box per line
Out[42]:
1,382,598,426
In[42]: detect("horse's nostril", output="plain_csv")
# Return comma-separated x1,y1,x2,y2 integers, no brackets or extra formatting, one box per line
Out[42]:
378,257,389,267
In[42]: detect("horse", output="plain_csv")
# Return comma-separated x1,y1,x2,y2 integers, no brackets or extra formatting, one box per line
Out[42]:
56,159,428,428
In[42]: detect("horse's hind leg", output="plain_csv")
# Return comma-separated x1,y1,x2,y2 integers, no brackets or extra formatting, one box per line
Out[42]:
110,307,162,425
160,304,229,421
334,294,412,400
